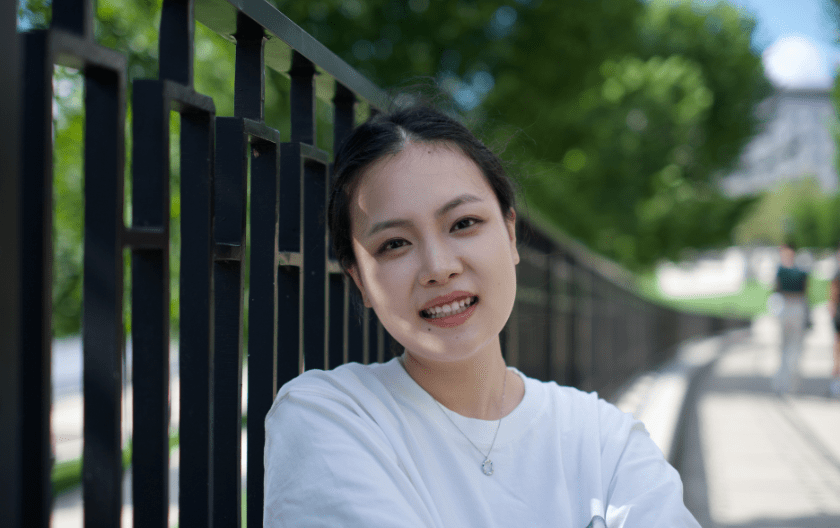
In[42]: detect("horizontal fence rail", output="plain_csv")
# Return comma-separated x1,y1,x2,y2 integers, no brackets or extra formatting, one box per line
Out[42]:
5,0,750,526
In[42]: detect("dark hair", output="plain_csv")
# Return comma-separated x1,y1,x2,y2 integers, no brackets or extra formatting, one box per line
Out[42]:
328,105,517,272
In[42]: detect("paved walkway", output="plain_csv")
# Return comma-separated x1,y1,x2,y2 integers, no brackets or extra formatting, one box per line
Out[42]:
680,305,840,527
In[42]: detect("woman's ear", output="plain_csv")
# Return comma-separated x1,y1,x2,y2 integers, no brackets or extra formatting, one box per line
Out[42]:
346,266,372,307
506,210,520,265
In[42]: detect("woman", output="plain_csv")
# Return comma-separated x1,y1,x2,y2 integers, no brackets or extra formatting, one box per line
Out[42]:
828,242,840,398
773,242,809,394
263,106,699,527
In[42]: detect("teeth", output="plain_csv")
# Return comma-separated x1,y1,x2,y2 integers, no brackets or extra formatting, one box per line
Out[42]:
422,297,477,319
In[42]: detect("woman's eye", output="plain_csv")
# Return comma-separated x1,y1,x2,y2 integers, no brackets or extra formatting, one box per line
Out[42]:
378,238,409,253
452,217,481,232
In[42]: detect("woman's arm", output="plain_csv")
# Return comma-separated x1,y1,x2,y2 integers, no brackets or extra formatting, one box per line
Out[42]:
599,401,701,527
829,277,839,318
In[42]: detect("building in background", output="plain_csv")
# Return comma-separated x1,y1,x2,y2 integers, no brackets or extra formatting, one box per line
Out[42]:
720,88,837,196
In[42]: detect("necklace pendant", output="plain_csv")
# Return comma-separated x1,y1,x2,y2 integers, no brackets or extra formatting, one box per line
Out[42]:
481,458,494,476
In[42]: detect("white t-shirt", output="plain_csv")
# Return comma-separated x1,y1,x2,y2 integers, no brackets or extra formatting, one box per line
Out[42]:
263,357,700,527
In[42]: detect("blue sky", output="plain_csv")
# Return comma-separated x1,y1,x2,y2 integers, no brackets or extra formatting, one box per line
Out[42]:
723,0,840,88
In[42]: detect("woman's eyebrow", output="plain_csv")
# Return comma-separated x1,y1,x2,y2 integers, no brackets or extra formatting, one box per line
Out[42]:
365,194,484,237
436,194,482,218
366,218,411,237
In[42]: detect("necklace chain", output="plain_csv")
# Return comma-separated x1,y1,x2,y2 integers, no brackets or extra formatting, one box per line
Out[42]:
433,368,508,476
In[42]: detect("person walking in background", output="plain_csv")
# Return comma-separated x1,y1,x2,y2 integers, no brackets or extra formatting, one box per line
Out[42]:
773,241,809,394
828,242,840,398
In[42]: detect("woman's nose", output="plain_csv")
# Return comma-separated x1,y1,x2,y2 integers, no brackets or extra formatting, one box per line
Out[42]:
419,241,462,286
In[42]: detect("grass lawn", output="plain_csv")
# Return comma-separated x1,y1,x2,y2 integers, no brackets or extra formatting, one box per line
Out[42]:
51,431,179,497
635,274,830,318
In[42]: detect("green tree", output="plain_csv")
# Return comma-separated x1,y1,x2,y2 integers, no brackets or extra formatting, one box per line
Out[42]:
527,1,770,267
735,177,840,248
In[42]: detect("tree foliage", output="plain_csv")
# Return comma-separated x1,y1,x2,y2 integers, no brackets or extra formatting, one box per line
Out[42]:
734,177,840,248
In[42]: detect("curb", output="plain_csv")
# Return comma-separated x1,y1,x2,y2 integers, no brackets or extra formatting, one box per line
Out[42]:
612,327,750,464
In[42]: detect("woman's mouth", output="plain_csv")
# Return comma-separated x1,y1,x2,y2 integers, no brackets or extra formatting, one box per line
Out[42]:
420,296,478,319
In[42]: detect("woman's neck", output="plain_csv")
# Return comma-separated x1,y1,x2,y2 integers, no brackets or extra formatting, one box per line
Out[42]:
402,344,524,420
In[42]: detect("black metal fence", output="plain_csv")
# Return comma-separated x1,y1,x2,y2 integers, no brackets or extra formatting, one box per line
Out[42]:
2,1,748,526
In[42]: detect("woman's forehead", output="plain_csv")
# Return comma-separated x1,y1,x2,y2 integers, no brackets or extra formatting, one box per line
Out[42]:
352,142,493,219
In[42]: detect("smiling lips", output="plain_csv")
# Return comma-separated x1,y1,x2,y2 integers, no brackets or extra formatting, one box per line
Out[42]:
420,293,479,328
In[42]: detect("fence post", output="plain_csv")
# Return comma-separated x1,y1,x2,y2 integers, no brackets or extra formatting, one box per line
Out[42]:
212,117,249,527
0,1,22,523
19,32,54,526
130,78,172,528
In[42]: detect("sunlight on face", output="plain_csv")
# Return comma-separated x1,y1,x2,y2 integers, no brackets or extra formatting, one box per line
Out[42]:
348,142,519,365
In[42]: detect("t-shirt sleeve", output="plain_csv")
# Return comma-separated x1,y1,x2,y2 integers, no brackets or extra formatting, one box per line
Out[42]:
263,388,433,528
597,399,701,527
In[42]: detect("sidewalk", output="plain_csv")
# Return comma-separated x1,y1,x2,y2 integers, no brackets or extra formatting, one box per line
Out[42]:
679,305,840,527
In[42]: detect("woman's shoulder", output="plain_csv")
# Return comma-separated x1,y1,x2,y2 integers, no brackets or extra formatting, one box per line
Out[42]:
266,359,406,423
275,359,399,402
521,375,636,429
523,375,604,405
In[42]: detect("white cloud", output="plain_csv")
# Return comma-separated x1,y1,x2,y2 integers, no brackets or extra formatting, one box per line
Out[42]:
762,35,833,89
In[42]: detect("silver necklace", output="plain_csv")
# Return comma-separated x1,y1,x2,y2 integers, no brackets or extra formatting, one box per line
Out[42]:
433,369,508,476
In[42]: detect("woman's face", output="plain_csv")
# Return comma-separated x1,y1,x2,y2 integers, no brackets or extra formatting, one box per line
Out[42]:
781,245,795,266
348,142,519,365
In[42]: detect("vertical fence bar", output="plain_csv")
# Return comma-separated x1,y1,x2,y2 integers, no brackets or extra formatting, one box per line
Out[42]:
289,52,328,371
332,84,356,366
303,158,329,371
591,277,603,389
504,300,520,370
368,312,382,364
19,31,53,528
328,273,346,368
234,19,270,523
247,137,279,528
360,308,370,364
213,117,248,527
278,141,304,378
52,0,93,39
277,264,302,377
159,0,194,86
0,0,22,521
130,80,170,528
289,52,316,146
578,267,594,390
347,301,364,364
545,253,556,381
564,256,578,387
234,14,264,121
83,63,125,528
333,83,356,152
179,105,216,528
